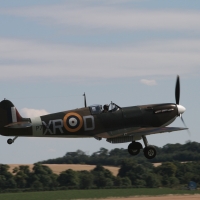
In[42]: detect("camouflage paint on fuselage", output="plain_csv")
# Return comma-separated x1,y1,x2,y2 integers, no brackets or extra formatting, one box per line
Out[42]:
0,99,178,139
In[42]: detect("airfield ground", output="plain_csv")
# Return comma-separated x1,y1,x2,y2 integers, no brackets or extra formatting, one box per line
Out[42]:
0,189,200,200
98,195,200,200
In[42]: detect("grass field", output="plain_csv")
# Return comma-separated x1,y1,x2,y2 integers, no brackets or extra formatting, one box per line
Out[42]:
0,188,200,200
8,164,120,176
8,163,163,176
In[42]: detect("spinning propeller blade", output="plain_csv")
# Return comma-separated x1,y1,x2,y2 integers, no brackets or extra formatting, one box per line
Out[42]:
180,115,191,136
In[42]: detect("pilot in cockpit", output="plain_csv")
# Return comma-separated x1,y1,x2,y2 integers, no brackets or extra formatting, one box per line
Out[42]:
102,104,109,113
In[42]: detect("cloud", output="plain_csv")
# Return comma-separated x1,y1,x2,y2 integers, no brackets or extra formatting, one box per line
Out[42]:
0,38,200,80
140,79,157,86
0,3,200,32
1,2,200,81
47,148,56,153
20,108,49,118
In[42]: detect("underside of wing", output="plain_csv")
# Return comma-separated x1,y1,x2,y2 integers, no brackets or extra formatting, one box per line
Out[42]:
129,127,188,137
106,127,188,143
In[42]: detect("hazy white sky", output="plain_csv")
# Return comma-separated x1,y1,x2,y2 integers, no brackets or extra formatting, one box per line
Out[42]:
0,0,200,164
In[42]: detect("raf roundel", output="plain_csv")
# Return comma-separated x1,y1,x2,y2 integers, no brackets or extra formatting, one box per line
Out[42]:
63,112,83,132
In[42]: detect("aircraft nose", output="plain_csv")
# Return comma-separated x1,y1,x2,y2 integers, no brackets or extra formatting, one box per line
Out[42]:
177,105,186,115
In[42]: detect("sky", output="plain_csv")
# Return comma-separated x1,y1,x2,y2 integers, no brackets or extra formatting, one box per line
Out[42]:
0,0,200,164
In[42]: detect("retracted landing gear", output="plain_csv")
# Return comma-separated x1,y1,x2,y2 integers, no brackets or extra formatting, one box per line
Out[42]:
128,141,143,156
7,136,18,145
142,135,156,159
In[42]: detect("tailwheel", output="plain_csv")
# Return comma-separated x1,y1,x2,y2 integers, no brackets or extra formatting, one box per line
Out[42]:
7,139,13,145
143,145,156,159
128,141,142,156
7,136,18,145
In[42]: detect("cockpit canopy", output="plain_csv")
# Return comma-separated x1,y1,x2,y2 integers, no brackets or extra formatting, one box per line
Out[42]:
89,104,102,115
89,102,120,115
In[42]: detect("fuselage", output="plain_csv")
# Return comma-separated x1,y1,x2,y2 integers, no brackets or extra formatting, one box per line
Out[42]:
0,103,178,138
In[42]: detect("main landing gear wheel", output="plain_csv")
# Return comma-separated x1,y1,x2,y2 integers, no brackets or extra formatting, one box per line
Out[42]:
128,142,143,156
143,146,156,159
142,135,157,159
7,139,13,145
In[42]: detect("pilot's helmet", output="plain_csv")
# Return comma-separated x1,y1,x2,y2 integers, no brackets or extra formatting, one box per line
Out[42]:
104,104,109,111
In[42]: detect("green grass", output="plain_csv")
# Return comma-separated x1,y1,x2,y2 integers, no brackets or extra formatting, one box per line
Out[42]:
0,188,200,200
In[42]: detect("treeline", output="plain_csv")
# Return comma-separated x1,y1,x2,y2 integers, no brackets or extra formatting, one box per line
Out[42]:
39,141,200,166
0,160,200,192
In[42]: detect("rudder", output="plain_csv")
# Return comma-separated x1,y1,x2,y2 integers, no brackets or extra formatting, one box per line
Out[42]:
0,99,22,127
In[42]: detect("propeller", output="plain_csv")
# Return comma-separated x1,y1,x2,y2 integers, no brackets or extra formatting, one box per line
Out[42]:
175,76,190,135
180,114,191,136
175,75,180,105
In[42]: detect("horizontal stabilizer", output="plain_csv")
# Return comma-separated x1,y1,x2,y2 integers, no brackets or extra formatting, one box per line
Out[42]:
5,122,32,129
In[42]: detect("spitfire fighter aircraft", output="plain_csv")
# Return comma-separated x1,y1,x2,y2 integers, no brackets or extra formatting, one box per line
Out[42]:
0,76,188,159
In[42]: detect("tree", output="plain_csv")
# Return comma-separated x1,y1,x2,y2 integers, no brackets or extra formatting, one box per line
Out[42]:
118,160,151,187
169,177,180,188
91,165,114,188
78,170,94,189
155,162,177,177
0,175,7,190
31,180,43,190
0,164,16,190
145,173,161,188
121,177,132,187
6,178,17,189
14,165,31,188
39,143,200,166
98,148,109,156
57,169,79,188
30,164,58,189
118,159,137,177
15,171,28,188
134,179,146,188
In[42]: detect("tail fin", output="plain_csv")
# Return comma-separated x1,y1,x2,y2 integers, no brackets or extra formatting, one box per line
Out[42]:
0,99,23,126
